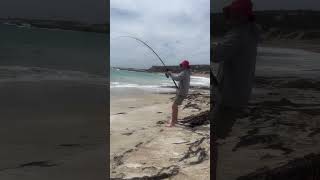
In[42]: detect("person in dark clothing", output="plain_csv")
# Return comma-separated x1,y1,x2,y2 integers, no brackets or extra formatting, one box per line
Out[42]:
211,0,260,179
212,0,260,138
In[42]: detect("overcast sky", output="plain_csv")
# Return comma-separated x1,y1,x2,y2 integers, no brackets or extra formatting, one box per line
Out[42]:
212,0,320,13
110,0,210,68
0,0,107,23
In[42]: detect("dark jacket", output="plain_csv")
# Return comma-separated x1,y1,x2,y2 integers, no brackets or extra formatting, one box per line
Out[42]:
212,23,260,108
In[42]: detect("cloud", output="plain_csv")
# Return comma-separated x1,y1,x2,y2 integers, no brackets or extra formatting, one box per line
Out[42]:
110,8,140,20
110,0,210,69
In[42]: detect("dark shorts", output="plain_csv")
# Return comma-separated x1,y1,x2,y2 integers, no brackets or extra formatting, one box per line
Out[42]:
173,95,186,105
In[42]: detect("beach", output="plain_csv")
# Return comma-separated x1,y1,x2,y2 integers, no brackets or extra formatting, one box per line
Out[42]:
216,43,320,179
110,72,210,179
0,81,108,180
0,24,108,179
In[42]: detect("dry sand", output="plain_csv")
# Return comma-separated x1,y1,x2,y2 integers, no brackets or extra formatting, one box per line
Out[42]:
110,90,210,179
216,43,320,179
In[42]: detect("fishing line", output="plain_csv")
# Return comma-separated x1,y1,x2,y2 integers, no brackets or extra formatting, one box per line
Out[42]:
112,35,178,89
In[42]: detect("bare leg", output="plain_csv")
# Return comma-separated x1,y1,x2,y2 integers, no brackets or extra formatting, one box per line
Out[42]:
166,103,178,127
172,103,178,126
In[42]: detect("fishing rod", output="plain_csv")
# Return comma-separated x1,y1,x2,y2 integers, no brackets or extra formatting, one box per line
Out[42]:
116,35,178,89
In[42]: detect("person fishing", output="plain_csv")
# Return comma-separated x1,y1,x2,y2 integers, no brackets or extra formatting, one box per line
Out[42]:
115,36,191,127
212,0,259,138
165,60,191,127
211,0,260,178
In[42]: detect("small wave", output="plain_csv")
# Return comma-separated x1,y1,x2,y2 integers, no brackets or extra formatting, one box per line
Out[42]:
17,23,32,29
0,66,108,85
111,82,159,89
111,81,175,93
191,76,210,87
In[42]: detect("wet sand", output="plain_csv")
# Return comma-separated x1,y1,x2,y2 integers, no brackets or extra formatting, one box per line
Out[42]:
0,81,108,180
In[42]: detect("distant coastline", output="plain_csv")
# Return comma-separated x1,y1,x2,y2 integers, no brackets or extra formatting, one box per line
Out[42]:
0,18,109,33
211,10,320,40
112,64,210,76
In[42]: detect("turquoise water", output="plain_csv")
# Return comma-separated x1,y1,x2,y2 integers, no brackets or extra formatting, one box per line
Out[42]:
0,24,212,91
110,68,172,88
0,24,108,76
110,67,210,93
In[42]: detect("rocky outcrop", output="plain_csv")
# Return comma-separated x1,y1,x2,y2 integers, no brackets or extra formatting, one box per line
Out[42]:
113,65,210,74
147,65,210,74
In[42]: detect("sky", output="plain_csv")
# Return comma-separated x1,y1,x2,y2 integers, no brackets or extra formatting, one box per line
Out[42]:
212,0,320,13
110,0,210,68
0,0,107,23
0,1,318,23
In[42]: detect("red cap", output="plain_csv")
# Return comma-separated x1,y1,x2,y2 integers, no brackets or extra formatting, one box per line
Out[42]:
223,0,255,21
180,60,190,69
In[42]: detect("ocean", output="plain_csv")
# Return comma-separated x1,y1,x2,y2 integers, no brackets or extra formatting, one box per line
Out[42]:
0,24,109,177
0,24,108,84
110,67,210,94
2,24,319,95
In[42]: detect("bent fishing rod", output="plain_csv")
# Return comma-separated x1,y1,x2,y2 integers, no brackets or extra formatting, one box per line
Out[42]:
116,36,178,89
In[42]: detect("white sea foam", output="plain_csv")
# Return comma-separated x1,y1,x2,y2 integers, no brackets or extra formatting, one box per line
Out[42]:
110,75,209,94
0,66,108,85
190,76,210,87
110,81,175,93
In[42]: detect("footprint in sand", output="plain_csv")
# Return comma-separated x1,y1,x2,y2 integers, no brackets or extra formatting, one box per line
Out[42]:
114,112,127,115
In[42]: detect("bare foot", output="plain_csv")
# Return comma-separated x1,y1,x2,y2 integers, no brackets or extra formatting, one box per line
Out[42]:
165,123,175,127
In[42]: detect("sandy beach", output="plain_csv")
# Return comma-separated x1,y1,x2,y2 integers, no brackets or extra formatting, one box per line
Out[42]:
110,86,210,179
216,42,320,179
0,81,108,180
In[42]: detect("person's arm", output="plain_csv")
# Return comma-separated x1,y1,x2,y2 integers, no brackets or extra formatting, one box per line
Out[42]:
169,71,185,81
212,30,241,63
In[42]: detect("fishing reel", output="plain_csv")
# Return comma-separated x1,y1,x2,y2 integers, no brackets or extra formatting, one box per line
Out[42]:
165,72,169,78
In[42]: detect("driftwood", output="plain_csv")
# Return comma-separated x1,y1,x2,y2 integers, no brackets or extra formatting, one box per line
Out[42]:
179,111,209,128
